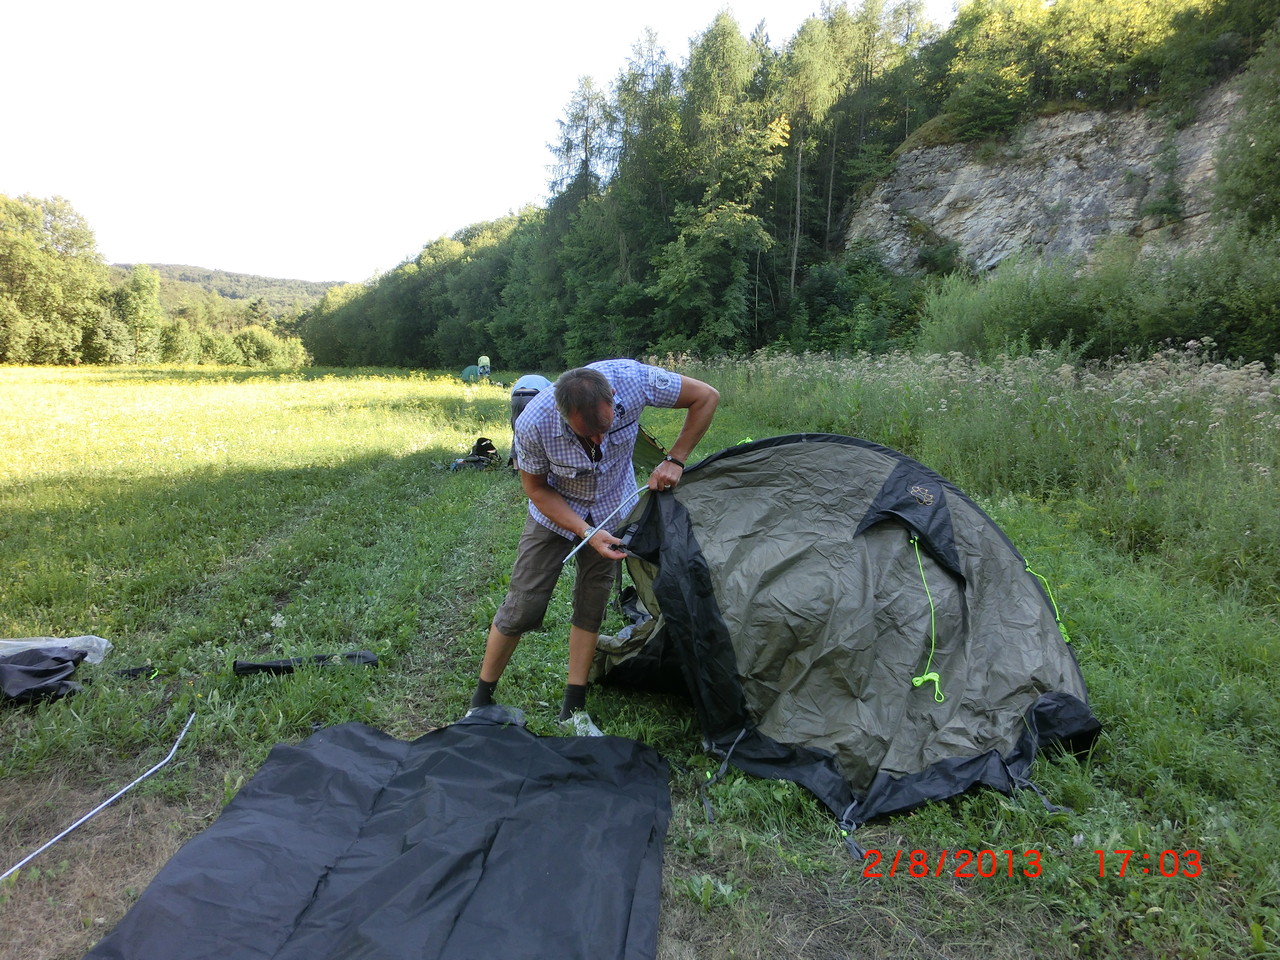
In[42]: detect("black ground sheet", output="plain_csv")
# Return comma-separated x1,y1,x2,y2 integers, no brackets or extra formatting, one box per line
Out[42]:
84,709,671,960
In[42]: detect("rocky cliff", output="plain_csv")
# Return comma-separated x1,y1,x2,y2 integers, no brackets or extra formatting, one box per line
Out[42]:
843,83,1240,273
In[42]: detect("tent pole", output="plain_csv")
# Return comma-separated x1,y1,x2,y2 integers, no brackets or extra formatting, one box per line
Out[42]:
562,485,649,565
1,712,196,883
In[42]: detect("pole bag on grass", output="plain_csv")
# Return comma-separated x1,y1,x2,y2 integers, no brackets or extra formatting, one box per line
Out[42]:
0,646,86,703
449,437,501,472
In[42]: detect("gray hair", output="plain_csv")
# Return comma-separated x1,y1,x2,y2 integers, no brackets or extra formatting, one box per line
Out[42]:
554,367,613,432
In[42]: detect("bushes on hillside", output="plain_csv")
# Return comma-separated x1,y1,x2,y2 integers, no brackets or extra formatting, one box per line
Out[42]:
1215,24,1280,233
916,228,1280,363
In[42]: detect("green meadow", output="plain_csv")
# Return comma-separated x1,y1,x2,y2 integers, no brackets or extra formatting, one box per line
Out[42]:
1,355,1277,959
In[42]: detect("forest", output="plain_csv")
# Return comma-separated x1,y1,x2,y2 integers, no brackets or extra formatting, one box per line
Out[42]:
301,0,1280,369
4,0,1279,370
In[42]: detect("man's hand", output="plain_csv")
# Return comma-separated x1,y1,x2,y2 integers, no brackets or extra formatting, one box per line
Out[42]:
648,459,684,492
649,374,718,493
585,526,628,558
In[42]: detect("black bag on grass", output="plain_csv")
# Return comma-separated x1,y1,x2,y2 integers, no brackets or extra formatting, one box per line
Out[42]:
449,437,501,472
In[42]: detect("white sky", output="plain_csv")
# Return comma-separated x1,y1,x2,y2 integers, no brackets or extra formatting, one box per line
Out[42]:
5,0,956,283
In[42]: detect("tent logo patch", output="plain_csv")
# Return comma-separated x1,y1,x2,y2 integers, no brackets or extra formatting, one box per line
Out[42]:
910,485,935,506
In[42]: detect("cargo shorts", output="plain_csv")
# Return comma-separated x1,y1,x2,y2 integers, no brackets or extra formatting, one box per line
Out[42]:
492,515,619,636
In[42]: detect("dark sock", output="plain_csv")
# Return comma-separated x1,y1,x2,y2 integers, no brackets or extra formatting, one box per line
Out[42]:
471,678,498,709
558,684,587,721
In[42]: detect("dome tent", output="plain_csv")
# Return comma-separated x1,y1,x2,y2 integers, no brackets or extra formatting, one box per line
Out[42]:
605,434,1100,836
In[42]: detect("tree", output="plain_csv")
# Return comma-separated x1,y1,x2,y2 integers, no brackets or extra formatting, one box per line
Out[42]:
647,199,774,355
550,77,613,213
646,117,789,354
1215,25,1280,233
826,0,896,169
159,317,202,362
488,210,569,368
439,218,518,367
299,281,370,365
607,31,687,270
199,329,242,365
792,243,916,352
559,196,653,364
112,264,164,362
941,0,1038,141
780,16,842,292
233,325,307,367
681,13,762,190
0,194,108,363
244,296,273,330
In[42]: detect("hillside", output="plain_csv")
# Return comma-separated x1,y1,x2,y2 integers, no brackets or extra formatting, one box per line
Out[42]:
843,82,1240,273
111,263,341,313
300,0,1280,369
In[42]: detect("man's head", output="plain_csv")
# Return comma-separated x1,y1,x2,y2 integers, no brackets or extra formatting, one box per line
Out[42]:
555,367,615,443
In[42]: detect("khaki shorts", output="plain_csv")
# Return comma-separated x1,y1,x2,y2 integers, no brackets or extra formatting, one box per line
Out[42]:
492,516,619,636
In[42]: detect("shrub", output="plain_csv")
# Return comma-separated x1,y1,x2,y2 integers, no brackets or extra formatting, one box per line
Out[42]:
916,229,1280,364
199,329,243,365
159,318,202,363
232,325,310,368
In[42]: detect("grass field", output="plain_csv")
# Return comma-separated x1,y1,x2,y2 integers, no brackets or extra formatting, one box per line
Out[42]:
1,356,1277,959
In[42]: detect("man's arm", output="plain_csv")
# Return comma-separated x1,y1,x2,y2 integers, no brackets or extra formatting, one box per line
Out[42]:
521,470,626,558
649,375,719,491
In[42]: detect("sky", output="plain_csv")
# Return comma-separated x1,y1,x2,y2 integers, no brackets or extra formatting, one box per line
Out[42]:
6,0,957,284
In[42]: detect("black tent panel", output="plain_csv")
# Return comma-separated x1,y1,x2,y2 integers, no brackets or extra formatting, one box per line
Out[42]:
85,712,671,960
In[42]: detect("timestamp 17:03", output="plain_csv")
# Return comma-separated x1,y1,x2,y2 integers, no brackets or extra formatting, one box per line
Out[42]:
1096,849,1201,877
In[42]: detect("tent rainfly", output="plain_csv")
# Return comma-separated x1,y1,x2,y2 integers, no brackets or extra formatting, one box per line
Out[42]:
601,433,1101,839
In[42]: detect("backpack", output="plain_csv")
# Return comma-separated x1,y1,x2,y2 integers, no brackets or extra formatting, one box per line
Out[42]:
449,437,501,472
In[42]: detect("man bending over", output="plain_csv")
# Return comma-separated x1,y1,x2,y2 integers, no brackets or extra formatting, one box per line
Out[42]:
469,358,719,733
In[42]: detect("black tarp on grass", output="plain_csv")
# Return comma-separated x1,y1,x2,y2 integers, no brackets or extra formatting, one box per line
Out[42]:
0,646,86,703
84,708,671,960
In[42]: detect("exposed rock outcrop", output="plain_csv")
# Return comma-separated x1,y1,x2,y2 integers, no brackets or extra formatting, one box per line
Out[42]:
844,83,1240,273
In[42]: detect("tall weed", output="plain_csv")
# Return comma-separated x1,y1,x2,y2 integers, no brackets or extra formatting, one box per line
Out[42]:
681,346,1280,603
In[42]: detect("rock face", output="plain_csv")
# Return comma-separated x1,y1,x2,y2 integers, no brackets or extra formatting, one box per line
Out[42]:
843,83,1240,273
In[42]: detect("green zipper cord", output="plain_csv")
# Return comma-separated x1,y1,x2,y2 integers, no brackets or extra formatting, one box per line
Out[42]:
909,536,945,703
1025,563,1072,643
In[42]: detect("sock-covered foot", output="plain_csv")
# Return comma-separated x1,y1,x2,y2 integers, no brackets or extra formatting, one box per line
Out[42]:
470,678,498,709
560,711,604,737
557,684,602,735
557,683,586,721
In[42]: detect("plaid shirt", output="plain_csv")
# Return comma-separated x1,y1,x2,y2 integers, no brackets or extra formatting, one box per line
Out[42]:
515,359,683,538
